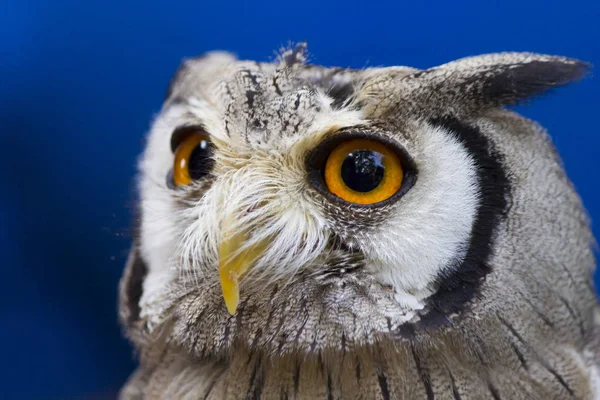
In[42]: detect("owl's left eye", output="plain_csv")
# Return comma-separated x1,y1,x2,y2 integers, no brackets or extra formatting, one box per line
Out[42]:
169,128,214,188
308,133,415,206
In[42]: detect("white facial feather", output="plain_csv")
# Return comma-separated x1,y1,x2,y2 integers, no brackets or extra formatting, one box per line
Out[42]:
138,105,194,325
363,123,479,307
138,90,368,325
138,97,478,325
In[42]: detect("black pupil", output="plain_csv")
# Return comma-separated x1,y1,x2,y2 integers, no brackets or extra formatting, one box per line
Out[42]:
340,150,385,192
188,140,214,180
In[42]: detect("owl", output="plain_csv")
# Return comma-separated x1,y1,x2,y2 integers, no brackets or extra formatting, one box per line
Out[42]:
119,44,599,399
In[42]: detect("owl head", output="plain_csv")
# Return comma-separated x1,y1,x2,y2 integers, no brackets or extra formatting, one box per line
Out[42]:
120,45,594,365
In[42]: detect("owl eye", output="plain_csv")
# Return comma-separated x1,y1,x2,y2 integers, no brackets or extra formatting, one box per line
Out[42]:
323,139,404,205
307,133,416,207
171,129,214,187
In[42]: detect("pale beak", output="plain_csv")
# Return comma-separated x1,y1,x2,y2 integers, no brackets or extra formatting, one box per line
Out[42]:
219,227,268,315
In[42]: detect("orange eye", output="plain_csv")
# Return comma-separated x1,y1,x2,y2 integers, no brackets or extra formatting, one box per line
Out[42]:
324,139,403,204
172,130,213,187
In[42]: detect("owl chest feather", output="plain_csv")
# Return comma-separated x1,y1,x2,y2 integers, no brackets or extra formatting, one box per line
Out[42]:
122,310,600,400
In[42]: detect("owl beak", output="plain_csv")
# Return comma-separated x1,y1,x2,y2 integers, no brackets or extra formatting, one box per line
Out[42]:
219,229,268,315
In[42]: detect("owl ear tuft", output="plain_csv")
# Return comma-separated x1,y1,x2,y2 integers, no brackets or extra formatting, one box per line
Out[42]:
415,53,590,110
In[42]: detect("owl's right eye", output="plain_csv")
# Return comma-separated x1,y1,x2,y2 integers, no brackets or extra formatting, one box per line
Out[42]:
169,128,214,188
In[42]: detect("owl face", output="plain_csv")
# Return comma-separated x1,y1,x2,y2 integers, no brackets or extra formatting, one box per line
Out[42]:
126,45,591,355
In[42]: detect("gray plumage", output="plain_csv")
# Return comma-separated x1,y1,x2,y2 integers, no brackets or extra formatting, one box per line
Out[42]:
119,44,599,399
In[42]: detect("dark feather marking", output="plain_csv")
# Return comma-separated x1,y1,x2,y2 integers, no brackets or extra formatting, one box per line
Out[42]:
277,335,287,353
310,312,325,353
328,82,355,110
246,90,257,109
251,286,279,350
224,82,235,102
540,363,574,397
523,297,555,328
269,284,279,302
244,69,260,86
272,76,283,96
394,323,415,338
556,263,594,332
448,370,462,400
245,351,255,368
293,361,301,395
223,323,231,344
300,68,355,110
202,374,220,400
246,355,265,400
317,352,326,374
250,329,263,351
293,120,302,133
310,335,319,353
235,300,245,337
376,372,390,400
558,295,586,337
327,372,334,400
274,300,288,349
277,99,290,132
497,314,575,397
410,345,435,400
355,359,361,382
511,342,528,371
224,83,235,137
498,314,532,344
558,262,578,287
224,109,232,135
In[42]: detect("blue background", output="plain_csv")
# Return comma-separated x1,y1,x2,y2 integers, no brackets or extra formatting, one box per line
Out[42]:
1,1,598,398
